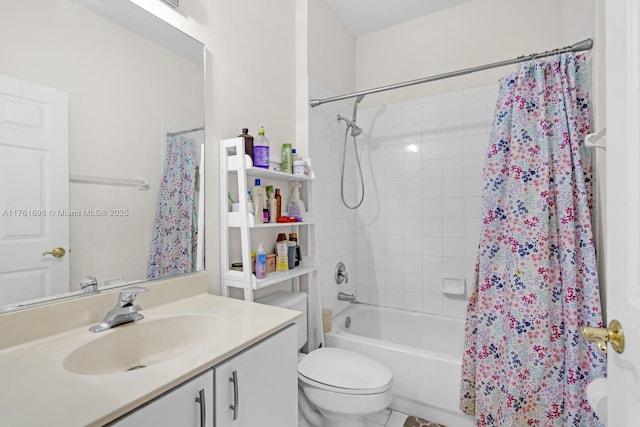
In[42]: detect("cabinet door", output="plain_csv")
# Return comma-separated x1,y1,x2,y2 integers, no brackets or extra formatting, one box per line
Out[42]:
215,325,298,426
110,370,213,427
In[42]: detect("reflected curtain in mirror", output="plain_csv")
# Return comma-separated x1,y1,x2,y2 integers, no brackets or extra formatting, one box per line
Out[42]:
147,132,202,280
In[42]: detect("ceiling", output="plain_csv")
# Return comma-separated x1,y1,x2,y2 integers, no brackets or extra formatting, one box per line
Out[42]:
325,0,475,37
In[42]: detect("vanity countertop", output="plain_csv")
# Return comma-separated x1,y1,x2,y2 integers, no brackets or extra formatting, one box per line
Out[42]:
0,293,301,426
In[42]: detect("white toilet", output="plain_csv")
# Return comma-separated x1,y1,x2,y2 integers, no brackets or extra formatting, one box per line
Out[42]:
256,291,393,427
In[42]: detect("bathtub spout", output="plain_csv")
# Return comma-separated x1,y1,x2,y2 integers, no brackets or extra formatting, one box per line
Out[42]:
338,292,356,303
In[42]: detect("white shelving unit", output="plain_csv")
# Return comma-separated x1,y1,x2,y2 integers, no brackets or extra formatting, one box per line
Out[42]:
219,137,319,302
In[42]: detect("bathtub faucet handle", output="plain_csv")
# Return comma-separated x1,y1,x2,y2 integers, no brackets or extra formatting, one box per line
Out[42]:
335,262,349,284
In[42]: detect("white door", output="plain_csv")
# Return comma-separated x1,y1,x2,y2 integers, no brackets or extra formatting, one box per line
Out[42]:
606,1,640,425
0,74,69,307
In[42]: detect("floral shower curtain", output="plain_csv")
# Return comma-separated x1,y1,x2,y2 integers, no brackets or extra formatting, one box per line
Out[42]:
460,53,606,426
147,134,201,280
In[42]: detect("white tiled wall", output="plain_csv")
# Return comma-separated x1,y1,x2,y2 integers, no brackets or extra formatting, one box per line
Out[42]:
352,84,499,319
309,80,499,319
309,80,359,317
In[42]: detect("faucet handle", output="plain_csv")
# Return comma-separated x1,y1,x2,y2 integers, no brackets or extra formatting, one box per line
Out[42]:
118,286,148,306
80,276,98,294
335,262,349,284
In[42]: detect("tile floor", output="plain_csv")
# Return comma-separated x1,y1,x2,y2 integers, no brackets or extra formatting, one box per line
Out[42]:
364,408,410,427
365,409,446,427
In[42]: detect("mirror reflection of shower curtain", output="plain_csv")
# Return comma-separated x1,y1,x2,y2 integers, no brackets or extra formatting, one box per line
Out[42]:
147,133,201,280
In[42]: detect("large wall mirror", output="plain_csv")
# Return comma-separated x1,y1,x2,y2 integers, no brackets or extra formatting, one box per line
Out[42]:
0,0,205,311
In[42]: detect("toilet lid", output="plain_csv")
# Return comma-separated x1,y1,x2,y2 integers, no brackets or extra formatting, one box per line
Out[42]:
298,348,392,394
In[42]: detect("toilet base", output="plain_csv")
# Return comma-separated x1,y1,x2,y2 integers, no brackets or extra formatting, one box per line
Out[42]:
300,382,392,427
320,414,366,427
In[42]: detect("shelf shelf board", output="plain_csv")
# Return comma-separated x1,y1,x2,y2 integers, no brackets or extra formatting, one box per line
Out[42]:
227,212,316,228
222,263,318,290
227,155,314,182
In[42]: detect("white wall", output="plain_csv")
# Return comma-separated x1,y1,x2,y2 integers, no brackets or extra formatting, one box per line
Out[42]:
355,0,595,107
305,0,359,316
309,80,360,316
307,0,355,98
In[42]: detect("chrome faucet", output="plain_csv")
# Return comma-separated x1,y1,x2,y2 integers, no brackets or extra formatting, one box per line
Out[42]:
338,292,356,304
89,286,148,333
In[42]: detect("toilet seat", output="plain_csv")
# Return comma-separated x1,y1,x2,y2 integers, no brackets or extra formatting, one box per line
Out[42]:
298,347,392,395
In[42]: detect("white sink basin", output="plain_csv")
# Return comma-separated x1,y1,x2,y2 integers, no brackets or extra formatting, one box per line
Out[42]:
63,314,225,375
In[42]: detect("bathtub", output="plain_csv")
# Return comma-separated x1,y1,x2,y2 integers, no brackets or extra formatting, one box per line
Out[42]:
324,304,474,427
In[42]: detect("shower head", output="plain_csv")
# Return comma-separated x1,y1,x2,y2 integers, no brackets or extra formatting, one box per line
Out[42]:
337,114,362,137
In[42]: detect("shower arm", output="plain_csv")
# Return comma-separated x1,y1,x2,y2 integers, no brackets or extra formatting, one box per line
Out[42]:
352,94,364,122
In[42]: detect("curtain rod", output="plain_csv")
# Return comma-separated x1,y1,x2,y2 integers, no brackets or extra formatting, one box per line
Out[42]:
309,38,593,108
166,126,204,137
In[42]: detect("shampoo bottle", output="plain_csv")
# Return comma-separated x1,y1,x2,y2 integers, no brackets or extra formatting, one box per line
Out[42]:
256,243,267,279
268,190,277,223
281,143,293,174
288,181,305,221
252,179,266,224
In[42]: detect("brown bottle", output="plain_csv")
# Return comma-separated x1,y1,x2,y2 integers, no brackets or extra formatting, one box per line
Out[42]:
239,128,254,163
275,188,282,218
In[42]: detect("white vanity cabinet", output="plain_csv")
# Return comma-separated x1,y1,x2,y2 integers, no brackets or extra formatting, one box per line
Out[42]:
215,324,298,426
109,325,297,427
109,370,214,427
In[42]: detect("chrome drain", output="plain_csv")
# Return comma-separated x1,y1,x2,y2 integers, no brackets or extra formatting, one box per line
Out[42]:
127,365,146,371
345,316,351,329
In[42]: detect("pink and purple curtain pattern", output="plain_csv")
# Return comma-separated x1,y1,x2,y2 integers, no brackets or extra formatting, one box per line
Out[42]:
460,53,606,426
147,134,200,280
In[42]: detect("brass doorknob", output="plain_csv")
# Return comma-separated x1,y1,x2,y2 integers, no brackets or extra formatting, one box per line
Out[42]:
42,247,66,259
581,319,625,354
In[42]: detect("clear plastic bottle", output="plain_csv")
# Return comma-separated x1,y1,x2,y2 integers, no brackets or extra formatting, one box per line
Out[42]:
281,143,293,174
253,127,270,169
268,190,277,223
252,179,266,224
255,243,267,279
246,190,254,217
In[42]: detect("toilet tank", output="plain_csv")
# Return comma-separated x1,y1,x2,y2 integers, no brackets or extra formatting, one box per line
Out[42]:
256,291,307,350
